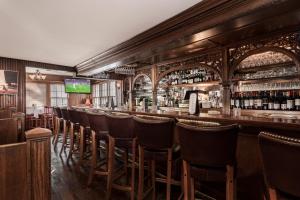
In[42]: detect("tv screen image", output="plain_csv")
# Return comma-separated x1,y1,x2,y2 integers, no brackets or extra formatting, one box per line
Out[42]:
65,79,91,94
0,70,18,94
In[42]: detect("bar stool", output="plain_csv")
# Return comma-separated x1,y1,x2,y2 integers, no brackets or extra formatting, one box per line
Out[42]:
60,108,71,155
87,112,109,186
53,107,63,147
77,110,92,166
176,122,239,200
133,116,176,200
67,109,81,162
106,113,136,200
259,132,300,200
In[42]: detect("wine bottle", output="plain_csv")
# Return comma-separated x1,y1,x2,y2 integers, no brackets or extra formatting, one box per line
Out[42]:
287,90,295,111
295,90,300,111
280,91,287,110
249,92,254,109
274,91,281,110
230,92,235,109
244,92,250,109
256,92,263,110
235,92,240,108
262,91,269,110
268,91,274,110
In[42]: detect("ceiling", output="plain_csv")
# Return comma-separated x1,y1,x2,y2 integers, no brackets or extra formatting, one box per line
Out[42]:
0,0,200,67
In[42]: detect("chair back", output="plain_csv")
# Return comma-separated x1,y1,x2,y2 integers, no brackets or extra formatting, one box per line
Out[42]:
54,107,62,118
133,116,174,149
78,111,90,128
68,109,80,124
259,132,300,197
106,114,134,139
60,108,70,121
177,123,239,167
87,112,108,133
0,118,18,145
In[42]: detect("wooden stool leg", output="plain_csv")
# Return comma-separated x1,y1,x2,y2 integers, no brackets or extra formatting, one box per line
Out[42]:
87,131,97,186
106,136,115,200
151,160,156,200
166,149,172,200
130,138,136,200
67,123,74,162
268,188,278,200
78,126,85,166
53,118,60,148
138,146,145,200
59,120,67,155
226,165,235,200
191,178,195,200
52,117,57,144
183,160,192,200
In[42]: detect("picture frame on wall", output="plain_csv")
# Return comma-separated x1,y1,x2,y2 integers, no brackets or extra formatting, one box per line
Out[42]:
0,70,18,94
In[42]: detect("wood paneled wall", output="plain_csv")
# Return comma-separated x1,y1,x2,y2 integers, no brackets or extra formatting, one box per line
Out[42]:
0,57,73,112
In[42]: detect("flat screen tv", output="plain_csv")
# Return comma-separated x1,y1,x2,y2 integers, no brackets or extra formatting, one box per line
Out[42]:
64,78,91,94
0,70,18,94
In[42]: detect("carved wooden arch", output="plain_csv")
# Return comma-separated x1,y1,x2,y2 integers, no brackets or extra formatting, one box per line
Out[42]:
229,46,300,79
132,73,152,90
154,62,222,89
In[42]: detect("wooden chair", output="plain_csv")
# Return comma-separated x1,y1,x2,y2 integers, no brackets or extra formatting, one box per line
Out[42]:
87,112,109,186
259,132,300,200
176,122,239,200
105,113,136,200
133,116,177,200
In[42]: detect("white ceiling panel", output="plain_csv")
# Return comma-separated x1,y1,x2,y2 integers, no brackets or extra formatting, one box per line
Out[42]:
0,0,200,66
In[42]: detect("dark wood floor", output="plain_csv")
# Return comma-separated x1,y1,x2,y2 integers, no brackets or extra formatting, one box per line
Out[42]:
51,142,182,200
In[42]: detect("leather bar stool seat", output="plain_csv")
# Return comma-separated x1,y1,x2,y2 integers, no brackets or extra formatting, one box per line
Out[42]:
133,116,177,200
259,132,300,200
176,122,239,200
105,113,136,200
87,112,109,186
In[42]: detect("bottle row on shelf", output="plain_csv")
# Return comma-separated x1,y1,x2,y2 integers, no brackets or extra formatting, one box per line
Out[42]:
160,69,219,85
230,90,300,111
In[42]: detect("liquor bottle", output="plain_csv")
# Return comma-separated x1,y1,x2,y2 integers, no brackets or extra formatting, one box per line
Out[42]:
235,92,240,108
295,90,300,111
280,91,287,110
262,91,269,110
249,92,254,109
273,91,281,110
287,90,295,111
240,92,245,109
256,92,263,110
230,92,235,109
244,92,250,109
268,91,274,110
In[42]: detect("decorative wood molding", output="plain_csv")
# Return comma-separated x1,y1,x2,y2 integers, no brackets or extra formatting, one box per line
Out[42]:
229,32,300,79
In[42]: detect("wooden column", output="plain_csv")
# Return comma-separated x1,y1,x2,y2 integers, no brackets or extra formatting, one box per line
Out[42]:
128,76,133,111
151,65,158,108
222,48,231,115
25,128,52,200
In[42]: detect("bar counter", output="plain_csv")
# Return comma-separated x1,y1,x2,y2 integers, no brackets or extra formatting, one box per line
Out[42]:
79,107,300,133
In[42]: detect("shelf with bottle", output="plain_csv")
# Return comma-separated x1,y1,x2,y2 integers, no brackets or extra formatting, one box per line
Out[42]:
230,90,300,111
159,68,220,88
